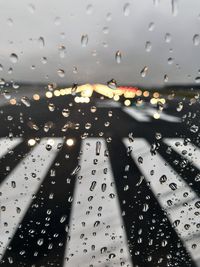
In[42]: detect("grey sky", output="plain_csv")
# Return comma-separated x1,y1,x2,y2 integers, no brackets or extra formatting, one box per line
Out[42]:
0,0,199,87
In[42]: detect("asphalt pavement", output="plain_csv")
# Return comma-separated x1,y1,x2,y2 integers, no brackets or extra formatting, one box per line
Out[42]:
0,87,200,267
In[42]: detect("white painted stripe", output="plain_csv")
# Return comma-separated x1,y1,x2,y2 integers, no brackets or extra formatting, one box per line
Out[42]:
124,138,200,265
0,138,21,159
64,138,133,267
0,138,63,260
164,138,200,170
144,107,181,122
96,100,121,108
123,107,150,122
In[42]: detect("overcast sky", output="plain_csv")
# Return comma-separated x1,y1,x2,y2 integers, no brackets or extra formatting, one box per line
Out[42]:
0,0,200,87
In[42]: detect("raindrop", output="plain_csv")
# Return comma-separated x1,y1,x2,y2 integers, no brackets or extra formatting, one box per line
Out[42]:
190,125,199,133
115,50,122,64
96,141,101,155
159,175,167,184
106,12,112,21
62,108,70,117
100,247,107,254
107,79,117,89
171,0,178,16
38,37,45,48
7,18,13,26
102,26,109,34
123,3,130,16
140,66,148,77
21,96,31,107
90,181,97,191
148,22,155,31
10,53,18,63
173,219,180,227
28,3,35,13
177,102,183,112
165,33,172,43
143,203,149,212
81,34,88,47
195,201,200,208
11,181,16,188
86,4,93,15
101,183,107,192
138,156,143,164
48,103,55,112
54,17,61,26
58,45,66,58
37,238,44,246
16,207,21,214
41,57,47,64
109,253,116,259
57,69,65,78
145,41,152,52
169,182,177,191
168,57,174,64
195,77,200,83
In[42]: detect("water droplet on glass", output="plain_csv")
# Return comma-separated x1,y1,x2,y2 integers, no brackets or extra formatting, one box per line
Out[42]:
21,96,31,107
165,33,172,43
38,36,45,48
86,4,93,15
164,74,169,83
169,182,177,191
57,69,65,78
7,18,13,26
54,17,61,26
107,79,117,89
168,57,174,64
193,34,200,46
102,26,109,34
28,3,35,13
62,108,70,117
10,53,18,63
195,77,200,83
145,41,152,52
195,201,200,208
115,50,122,64
37,238,44,246
159,175,167,184
81,34,88,47
90,181,97,191
148,22,155,31
123,3,130,16
140,66,148,77
190,125,199,133
58,45,66,58
171,0,178,16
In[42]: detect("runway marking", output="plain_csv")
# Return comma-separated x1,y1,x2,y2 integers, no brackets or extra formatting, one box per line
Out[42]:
144,107,181,122
122,107,150,122
123,138,200,265
64,138,133,267
0,138,21,159
0,138,63,260
164,138,200,169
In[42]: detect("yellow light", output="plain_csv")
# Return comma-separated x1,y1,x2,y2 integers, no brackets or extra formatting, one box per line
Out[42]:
28,139,36,146
46,91,53,98
153,112,160,119
10,98,16,105
153,92,159,98
60,89,66,95
160,98,166,104
136,90,142,96
33,94,40,100
113,95,120,101
74,96,80,103
124,99,131,106
143,91,149,97
85,97,90,103
150,98,157,105
54,90,60,97
66,138,74,146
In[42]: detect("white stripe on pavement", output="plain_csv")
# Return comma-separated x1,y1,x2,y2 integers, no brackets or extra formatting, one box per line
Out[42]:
144,107,181,122
64,138,133,267
123,107,150,122
0,138,21,159
164,138,200,170
123,138,200,265
0,138,63,260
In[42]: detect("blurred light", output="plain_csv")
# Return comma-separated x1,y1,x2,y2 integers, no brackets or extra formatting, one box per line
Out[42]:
124,99,131,106
113,95,120,101
54,90,60,97
66,138,74,146
153,92,159,98
85,97,90,103
33,94,40,100
10,98,16,105
143,91,149,97
60,89,66,95
150,98,157,105
74,96,80,103
136,90,142,96
46,91,53,98
28,139,36,146
153,112,160,119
